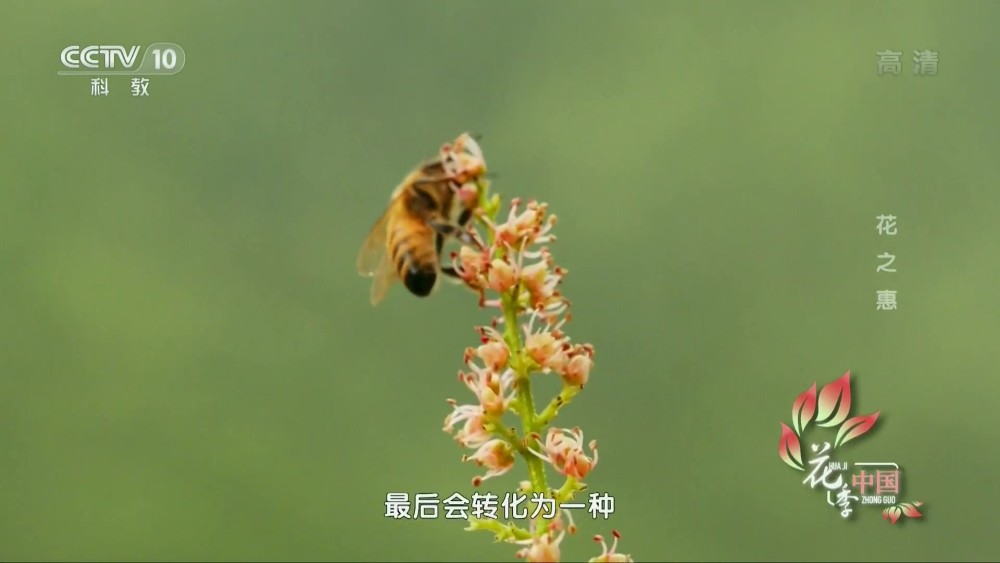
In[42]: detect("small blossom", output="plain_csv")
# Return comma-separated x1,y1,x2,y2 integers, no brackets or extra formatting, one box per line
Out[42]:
522,304,566,337
478,325,505,345
520,259,549,296
588,530,633,563
491,199,559,250
460,367,513,417
440,134,487,184
443,401,492,448
561,344,594,387
532,427,599,481
525,332,559,365
494,198,535,247
456,410,491,448
487,258,517,293
521,313,570,373
515,522,566,563
463,438,515,486
476,339,510,372
518,252,564,310
454,245,488,286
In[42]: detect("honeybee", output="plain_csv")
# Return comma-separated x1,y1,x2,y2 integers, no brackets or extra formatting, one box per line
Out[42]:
356,133,486,306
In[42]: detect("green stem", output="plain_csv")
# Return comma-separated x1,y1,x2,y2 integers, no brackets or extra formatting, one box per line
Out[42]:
554,475,582,504
502,292,547,496
484,419,529,456
466,517,533,542
536,383,582,427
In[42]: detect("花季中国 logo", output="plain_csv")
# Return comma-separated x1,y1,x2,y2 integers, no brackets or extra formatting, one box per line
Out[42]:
777,370,926,524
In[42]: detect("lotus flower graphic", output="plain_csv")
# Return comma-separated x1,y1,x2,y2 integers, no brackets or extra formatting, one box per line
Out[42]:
777,370,925,525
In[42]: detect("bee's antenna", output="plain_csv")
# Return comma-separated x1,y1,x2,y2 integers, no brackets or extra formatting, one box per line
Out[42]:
470,132,484,141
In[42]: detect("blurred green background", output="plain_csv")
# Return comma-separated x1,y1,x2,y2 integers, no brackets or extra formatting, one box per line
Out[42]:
2,1,998,561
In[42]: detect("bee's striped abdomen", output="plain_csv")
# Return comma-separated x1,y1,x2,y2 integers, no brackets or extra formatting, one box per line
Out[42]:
388,218,438,298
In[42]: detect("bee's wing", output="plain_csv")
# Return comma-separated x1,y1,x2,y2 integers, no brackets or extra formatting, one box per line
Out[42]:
356,208,391,277
368,251,396,306
357,205,400,307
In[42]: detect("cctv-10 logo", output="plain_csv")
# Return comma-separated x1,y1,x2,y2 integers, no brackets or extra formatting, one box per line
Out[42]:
58,43,186,75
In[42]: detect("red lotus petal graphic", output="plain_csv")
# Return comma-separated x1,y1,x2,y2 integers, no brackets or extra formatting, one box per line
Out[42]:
816,371,852,428
792,383,817,435
887,506,902,524
834,411,880,448
778,423,805,471
900,502,924,518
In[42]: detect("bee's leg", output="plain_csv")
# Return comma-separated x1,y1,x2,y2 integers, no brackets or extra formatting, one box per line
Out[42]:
429,220,479,248
435,231,464,284
429,220,458,238
455,229,479,247
457,208,473,227
438,247,463,283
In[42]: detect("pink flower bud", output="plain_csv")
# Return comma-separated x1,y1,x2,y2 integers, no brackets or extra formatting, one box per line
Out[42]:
495,198,548,247
479,384,505,417
460,367,513,417
476,340,510,372
487,258,517,293
520,260,549,295
456,245,487,285
465,439,515,486
515,529,564,563
456,410,491,448
515,520,566,563
440,133,486,182
444,402,492,448
562,353,593,387
533,427,599,481
563,439,598,480
525,332,559,366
